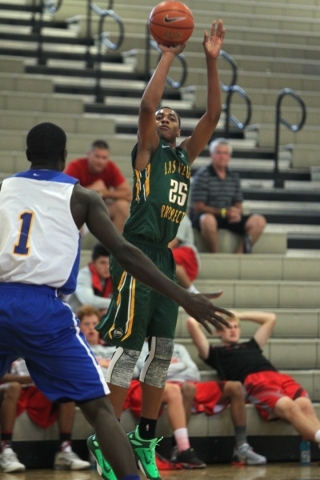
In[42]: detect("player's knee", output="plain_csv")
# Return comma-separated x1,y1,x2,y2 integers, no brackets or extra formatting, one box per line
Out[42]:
106,347,141,388
140,337,174,388
225,381,244,398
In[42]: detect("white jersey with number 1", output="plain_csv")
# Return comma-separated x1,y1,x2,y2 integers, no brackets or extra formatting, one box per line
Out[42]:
0,169,80,295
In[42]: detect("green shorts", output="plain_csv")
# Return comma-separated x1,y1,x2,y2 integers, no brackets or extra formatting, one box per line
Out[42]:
96,238,179,351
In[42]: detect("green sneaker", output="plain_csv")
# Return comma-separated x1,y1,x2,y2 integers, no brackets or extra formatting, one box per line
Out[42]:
128,426,162,480
87,434,117,480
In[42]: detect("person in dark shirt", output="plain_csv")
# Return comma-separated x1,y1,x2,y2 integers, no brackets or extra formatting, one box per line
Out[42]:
187,311,320,446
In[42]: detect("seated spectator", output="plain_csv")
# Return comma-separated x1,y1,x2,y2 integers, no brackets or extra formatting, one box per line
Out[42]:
135,341,266,468
77,304,140,380
168,215,200,294
68,243,112,315
0,359,90,472
189,138,266,253
64,140,132,232
187,311,320,448
78,306,265,468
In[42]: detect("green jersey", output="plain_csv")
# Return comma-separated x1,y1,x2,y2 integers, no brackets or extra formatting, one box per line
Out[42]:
123,138,191,245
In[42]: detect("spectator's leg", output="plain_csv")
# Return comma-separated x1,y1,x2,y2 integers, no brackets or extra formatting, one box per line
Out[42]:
274,396,320,442
175,264,192,289
221,381,247,446
107,199,130,233
57,402,75,449
181,382,197,425
0,383,22,449
199,213,219,253
244,214,267,247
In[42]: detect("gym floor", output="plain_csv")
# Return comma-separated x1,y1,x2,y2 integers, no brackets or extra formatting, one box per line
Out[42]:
2,463,319,480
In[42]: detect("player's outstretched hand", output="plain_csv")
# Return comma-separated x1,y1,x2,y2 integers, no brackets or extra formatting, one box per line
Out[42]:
158,43,186,55
203,19,226,59
182,290,233,334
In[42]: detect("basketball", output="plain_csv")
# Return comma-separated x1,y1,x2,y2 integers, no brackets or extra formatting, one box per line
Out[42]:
148,1,194,47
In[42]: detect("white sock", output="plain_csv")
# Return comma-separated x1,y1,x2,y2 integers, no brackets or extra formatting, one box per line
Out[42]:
187,284,199,294
314,429,320,443
173,428,190,452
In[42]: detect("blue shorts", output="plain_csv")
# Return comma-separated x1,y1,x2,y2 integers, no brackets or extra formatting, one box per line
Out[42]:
0,283,109,403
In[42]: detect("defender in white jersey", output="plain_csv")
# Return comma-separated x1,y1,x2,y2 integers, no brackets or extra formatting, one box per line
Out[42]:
0,122,230,480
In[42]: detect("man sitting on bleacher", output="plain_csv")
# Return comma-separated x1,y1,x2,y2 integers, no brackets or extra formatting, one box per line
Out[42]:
187,311,320,447
189,138,266,253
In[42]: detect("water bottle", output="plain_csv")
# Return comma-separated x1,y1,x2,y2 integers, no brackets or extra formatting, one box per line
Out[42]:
300,440,311,466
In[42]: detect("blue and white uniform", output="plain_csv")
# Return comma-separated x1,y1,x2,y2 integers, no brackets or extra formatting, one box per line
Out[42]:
0,170,109,402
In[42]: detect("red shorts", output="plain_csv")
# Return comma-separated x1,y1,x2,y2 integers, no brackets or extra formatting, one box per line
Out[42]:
244,371,308,421
172,247,199,281
123,380,229,418
194,380,229,415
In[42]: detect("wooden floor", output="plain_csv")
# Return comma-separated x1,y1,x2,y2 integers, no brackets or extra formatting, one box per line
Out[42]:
2,464,320,480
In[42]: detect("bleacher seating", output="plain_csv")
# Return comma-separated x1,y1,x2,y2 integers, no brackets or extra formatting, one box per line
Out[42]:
0,0,320,466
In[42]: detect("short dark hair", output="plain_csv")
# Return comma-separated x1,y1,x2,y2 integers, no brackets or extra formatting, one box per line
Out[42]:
92,243,110,261
26,122,67,162
156,106,181,128
90,140,109,150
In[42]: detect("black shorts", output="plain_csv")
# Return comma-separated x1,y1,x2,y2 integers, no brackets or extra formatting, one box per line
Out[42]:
192,213,252,236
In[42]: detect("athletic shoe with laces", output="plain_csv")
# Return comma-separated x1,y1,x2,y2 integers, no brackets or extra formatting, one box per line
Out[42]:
0,447,26,473
127,426,162,479
232,443,267,466
87,434,117,480
174,447,206,469
54,449,91,471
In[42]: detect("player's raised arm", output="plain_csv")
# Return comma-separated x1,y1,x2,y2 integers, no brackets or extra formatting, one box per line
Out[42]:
181,19,226,164
135,44,185,171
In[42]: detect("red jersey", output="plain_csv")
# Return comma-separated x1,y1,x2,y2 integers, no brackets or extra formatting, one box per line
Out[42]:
64,157,125,189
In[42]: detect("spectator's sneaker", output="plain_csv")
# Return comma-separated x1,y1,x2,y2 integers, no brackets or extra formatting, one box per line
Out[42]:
155,452,182,470
127,426,162,479
87,435,116,480
232,443,267,466
54,449,91,471
243,235,252,254
175,447,206,469
0,448,26,473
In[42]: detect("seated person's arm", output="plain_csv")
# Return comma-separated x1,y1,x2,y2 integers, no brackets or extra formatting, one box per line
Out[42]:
88,179,132,202
75,267,112,310
236,310,276,348
187,317,210,360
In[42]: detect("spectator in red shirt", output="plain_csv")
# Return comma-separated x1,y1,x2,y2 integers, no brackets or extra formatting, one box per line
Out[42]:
65,140,132,232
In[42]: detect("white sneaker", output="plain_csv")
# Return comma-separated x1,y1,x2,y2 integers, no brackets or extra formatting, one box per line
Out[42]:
54,450,91,470
232,443,267,466
0,448,26,472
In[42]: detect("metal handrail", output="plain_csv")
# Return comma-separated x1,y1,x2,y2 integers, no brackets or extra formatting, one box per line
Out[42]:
219,50,251,136
43,0,63,13
90,3,125,102
145,25,188,88
86,0,124,68
219,49,237,91
223,85,252,137
274,88,307,188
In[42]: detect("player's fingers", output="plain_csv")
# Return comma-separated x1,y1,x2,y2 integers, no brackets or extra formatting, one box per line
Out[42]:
211,20,217,36
200,320,214,335
214,307,235,318
202,291,223,300
210,312,231,329
203,29,209,43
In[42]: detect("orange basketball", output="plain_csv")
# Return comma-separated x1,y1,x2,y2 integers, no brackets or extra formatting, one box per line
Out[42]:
148,1,194,47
